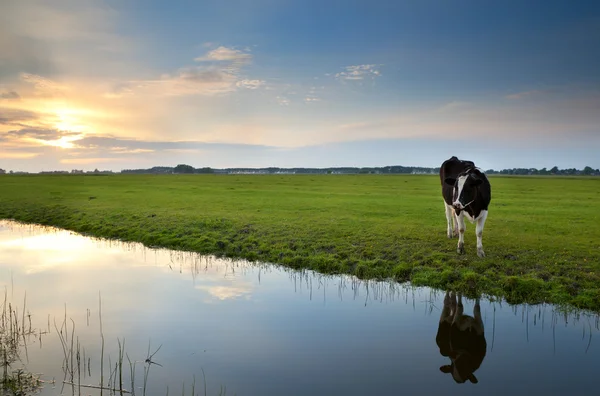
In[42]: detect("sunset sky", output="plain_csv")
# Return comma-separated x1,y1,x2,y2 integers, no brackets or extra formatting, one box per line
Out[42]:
1,0,599,172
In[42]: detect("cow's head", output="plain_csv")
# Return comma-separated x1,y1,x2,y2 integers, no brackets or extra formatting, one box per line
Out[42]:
440,357,479,384
444,171,483,211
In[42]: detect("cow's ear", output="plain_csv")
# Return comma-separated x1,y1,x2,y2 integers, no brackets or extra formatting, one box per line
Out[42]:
440,365,452,374
444,177,456,186
472,178,483,186
468,374,478,384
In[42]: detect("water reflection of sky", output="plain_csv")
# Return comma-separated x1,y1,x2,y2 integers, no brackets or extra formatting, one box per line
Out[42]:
0,220,598,396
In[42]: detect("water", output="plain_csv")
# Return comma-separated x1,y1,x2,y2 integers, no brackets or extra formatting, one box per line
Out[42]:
0,220,598,396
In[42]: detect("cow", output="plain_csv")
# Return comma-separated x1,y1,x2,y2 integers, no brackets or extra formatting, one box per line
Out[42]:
436,291,487,384
440,156,491,257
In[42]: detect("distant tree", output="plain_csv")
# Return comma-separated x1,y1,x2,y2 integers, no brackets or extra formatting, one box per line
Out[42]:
196,167,214,174
0,168,5,174
550,166,559,175
173,164,195,174
583,166,594,175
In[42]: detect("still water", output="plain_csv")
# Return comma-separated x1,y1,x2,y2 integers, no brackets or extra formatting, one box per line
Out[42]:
0,220,598,396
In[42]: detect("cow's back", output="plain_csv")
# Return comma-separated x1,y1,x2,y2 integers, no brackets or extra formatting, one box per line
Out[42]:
440,156,475,205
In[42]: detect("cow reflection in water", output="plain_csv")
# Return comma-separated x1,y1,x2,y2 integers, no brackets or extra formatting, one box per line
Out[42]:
436,291,487,384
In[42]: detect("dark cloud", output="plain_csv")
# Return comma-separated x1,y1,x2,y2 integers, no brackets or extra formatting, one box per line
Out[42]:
0,107,38,125
0,27,57,81
0,91,20,100
6,127,79,139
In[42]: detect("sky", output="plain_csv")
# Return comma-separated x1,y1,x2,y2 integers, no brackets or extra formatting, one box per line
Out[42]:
1,0,599,172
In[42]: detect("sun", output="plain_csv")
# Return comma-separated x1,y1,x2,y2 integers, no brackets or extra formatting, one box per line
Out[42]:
35,107,89,148
54,108,87,133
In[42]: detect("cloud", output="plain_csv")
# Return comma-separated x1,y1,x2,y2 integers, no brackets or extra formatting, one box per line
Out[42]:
195,46,252,65
109,148,154,154
0,151,40,159
110,46,257,97
505,90,547,100
72,135,277,152
0,91,20,100
163,148,203,154
0,0,133,81
60,157,134,165
6,127,76,139
302,86,324,103
335,64,382,82
276,96,290,106
20,73,67,97
436,101,472,112
3,127,84,149
236,79,265,89
0,108,39,125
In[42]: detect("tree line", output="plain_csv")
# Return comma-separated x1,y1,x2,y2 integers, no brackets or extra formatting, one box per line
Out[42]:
118,164,600,176
2,164,598,176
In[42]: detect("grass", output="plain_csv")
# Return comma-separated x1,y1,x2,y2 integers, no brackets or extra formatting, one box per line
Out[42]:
1,289,43,394
0,174,599,311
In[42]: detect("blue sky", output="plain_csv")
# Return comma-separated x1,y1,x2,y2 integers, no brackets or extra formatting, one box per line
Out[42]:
1,0,599,171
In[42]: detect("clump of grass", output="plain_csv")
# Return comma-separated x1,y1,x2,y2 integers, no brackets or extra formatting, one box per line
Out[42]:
0,289,43,394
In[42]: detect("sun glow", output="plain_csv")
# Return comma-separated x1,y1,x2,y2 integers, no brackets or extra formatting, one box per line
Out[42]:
35,134,84,149
54,108,88,133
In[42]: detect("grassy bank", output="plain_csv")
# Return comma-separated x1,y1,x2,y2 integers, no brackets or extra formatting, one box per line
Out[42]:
1,174,599,310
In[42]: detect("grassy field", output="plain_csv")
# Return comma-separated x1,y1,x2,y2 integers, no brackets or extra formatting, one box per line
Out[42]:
1,174,599,311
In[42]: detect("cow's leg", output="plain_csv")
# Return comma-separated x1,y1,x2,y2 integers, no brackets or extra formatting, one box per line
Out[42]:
454,212,459,236
453,293,464,325
450,291,457,310
440,291,452,322
473,297,484,335
475,210,488,258
445,203,455,238
456,212,466,254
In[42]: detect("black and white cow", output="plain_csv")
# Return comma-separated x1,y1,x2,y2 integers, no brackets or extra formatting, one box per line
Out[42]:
440,156,491,257
436,291,487,384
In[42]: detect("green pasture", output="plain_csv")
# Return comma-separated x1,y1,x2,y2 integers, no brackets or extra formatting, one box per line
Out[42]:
0,174,599,311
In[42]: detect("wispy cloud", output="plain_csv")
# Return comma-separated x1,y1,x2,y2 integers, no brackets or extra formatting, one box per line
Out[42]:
3,127,84,149
195,46,252,65
0,91,20,100
436,101,472,112
72,135,277,152
236,79,265,89
304,97,321,103
335,64,382,82
0,151,40,159
505,90,547,100
303,85,324,103
111,46,258,97
0,108,39,125
0,0,134,82
276,96,290,106
109,148,155,154
20,73,68,97
60,157,134,165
